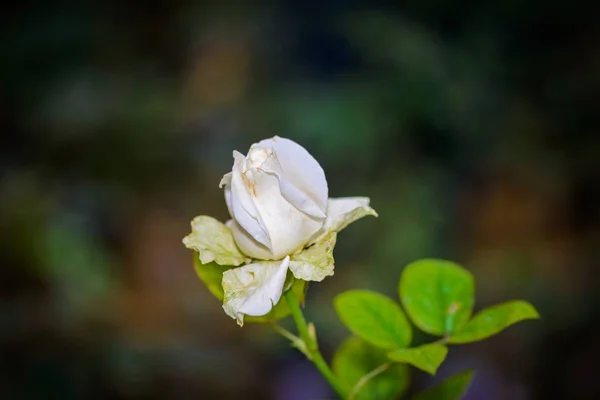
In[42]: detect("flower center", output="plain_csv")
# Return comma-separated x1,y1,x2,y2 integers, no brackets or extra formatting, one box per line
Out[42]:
247,146,271,169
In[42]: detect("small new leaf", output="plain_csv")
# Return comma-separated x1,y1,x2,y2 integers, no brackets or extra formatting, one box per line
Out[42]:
289,232,336,281
412,370,474,400
335,290,412,350
449,300,540,344
387,344,448,375
183,216,249,266
399,259,474,336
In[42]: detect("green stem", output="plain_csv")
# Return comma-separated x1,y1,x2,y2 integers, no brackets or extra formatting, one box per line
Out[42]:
270,323,311,359
270,322,301,343
432,335,449,345
284,290,348,399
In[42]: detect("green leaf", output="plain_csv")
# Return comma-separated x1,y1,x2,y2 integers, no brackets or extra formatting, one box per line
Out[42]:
193,255,233,300
387,344,448,375
289,232,336,282
448,300,540,344
399,259,474,336
333,336,410,400
192,253,306,324
335,290,412,350
183,216,249,266
412,370,474,400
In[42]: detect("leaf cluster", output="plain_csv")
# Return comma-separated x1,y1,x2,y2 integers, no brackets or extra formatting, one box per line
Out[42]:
332,259,539,399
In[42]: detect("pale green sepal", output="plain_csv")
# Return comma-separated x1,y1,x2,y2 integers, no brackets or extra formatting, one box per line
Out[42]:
311,197,377,244
289,232,337,282
182,216,249,266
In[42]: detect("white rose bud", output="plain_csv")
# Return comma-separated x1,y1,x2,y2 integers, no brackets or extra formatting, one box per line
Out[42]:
219,136,328,260
183,135,378,324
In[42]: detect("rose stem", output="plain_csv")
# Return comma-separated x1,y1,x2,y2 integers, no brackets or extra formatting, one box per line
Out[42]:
284,289,348,399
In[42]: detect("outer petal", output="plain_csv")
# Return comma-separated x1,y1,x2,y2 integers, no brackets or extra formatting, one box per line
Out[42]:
182,216,249,266
226,219,274,260
220,172,234,217
256,136,328,213
219,172,232,188
310,197,378,244
228,151,272,249
246,167,324,259
289,232,336,282
222,256,290,326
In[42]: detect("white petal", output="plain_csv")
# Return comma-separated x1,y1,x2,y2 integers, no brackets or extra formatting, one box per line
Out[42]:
227,219,274,260
255,136,328,213
182,216,249,266
228,151,272,249
246,167,324,259
223,183,234,218
246,145,271,169
222,256,290,326
220,173,234,217
256,149,326,219
310,197,378,244
219,172,232,188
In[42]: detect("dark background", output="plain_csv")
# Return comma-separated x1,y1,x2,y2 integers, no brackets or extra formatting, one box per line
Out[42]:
2,1,599,399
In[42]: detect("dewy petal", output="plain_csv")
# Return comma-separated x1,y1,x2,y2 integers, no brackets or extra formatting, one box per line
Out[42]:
182,216,249,266
222,256,290,326
309,197,378,244
246,167,324,259
289,232,337,282
228,151,272,249
226,219,274,260
256,136,328,213
256,149,326,219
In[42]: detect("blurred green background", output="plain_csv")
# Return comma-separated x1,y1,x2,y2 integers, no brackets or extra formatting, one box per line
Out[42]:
2,1,599,399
